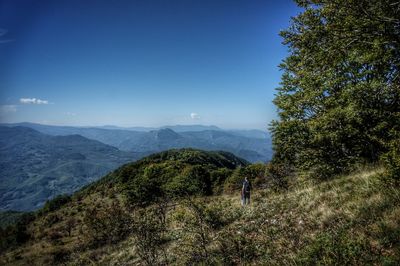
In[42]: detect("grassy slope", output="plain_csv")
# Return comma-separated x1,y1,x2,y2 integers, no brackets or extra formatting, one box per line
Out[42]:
1,167,399,265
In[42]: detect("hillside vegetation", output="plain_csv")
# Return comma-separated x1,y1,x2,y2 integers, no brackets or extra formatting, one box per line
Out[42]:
0,155,398,265
78,148,251,206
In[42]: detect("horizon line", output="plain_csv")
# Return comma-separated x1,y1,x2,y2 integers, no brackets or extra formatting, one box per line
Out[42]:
0,121,269,132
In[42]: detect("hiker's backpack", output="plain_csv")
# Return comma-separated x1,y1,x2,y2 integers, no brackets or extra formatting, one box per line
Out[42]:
244,180,251,193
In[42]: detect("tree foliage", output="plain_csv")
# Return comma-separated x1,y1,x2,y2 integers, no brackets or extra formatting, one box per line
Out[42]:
83,149,250,206
271,0,400,179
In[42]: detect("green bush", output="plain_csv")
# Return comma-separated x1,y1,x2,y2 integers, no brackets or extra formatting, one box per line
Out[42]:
172,199,216,264
0,213,34,253
131,205,168,266
224,167,246,193
382,136,400,186
244,163,267,188
124,163,166,206
164,165,212,198
82,199,132,246
210,168,232,193
41,194,72,215
92,149,248,207
265,162,293,191
172,198,239,264
217,228,259,264
296,231,370,265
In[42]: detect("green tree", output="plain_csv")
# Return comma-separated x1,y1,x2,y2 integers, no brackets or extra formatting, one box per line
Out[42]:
271,0,400,179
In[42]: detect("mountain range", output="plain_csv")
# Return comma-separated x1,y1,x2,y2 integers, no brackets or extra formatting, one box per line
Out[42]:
0,126,138,211
0,123,272,211
1,122,272,163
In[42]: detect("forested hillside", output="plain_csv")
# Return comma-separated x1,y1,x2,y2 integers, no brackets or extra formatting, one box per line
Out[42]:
0,126,137,211
0,157,398,265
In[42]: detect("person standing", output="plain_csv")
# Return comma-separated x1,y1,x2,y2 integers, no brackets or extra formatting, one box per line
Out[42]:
242,176,251,205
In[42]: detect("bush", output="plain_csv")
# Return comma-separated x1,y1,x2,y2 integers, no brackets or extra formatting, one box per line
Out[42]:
244,163,267,188
41,194,72,215
164,165,212,198
265,162,293,191
296,231,370,265
217,228,259,264
223,164,267,193
224,167,246,193
381,136,400,186
124,164,165,206
210,168,232,194
173,199,215,264
172,198,238,264
0,213,34,253
82,199,132,246
131,204,168,265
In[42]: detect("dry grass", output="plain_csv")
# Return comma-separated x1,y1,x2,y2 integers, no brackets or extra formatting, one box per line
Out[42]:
1,166,399,265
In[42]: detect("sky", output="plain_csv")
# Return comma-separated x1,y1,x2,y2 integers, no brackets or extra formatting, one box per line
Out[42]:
0,0,300,130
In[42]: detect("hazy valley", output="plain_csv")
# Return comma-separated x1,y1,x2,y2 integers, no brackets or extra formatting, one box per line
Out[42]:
0,124,272,211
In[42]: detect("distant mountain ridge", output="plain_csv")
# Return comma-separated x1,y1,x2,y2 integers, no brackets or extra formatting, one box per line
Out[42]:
0,126,138,211
2,123,272,163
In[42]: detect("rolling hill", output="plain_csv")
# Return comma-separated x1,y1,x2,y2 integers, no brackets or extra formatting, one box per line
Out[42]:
0,126,139,211
78,148,250,206
2,123,272,163
0,150,397,265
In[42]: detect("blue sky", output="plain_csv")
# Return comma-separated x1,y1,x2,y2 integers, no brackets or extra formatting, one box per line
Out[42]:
0,0,300,130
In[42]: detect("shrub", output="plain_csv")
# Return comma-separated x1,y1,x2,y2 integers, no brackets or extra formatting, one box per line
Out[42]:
82,199,132,246
224,167,246,193
244,163,267,188
217,228,259,264
41,194,72,215
0,213,34,253
124,164,165,206
50,247,70,264
173,199,215,264
265,162,293,191
381,136,400,186
172,198,238,264
131,204,168,266
209,168,232,193
296,231,370,265
43,213,60,227
164,165,212,198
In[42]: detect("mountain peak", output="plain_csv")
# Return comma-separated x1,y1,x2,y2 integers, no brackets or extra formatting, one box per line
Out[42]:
151,128,182,141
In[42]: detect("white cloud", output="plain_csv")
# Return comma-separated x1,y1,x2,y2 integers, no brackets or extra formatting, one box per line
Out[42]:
20,98,49,104
0,105,17,113
190,112,200,120
64,112,77,116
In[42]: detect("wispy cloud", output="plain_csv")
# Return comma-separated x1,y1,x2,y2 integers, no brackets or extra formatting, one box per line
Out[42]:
64,112,77,116
0,39,14,44
0,105,17,113
20,98,49,105
0,28,8,37
0,28,14,44
190,112,200,120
